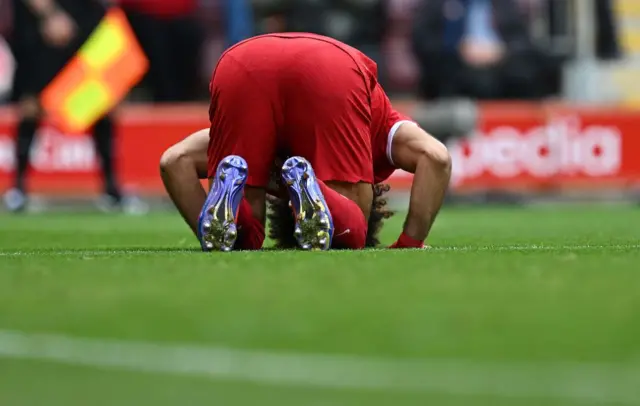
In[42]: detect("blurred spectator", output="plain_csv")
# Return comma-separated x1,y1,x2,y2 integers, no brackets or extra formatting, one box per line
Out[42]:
0,0,11,37
120,0,203,102
223,0,254,47
254,0,387,77
384,0,421,91
0,0,14,103
4,0,124,212
0,35,15,103
545,0,620,60
593,0,620,60
412,0,549,100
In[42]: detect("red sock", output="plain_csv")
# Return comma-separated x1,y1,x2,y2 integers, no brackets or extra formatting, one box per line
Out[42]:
235,198,265,250
317,181,367,249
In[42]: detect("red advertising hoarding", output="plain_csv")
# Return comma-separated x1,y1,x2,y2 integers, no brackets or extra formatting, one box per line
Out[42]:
387,103,640,192
0,105,208,195
1,103,639,195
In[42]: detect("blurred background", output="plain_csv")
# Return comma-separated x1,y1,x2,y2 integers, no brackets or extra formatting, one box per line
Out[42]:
0,0,637,212
1,4,639,404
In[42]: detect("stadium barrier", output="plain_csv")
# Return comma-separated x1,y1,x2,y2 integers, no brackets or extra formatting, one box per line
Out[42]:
0,102,639,195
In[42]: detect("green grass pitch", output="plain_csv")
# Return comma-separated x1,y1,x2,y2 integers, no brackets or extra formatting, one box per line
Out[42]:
0,206,639,406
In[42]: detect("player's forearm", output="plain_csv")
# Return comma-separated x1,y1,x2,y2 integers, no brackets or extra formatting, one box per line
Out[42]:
390,124,452,245
160,156,207,236
404,154,451,241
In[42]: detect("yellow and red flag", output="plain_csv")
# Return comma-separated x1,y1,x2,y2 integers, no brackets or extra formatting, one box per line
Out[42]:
41,8,148,134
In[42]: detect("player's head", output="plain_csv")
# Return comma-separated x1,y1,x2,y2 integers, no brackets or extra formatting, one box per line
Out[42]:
267,184,395,249
366,183,394,247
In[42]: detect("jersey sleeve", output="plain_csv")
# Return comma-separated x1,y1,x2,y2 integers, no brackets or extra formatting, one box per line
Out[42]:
371,84,416,183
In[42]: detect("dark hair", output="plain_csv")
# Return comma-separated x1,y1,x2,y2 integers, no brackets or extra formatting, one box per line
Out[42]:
267,184,395,249
266,195,298,249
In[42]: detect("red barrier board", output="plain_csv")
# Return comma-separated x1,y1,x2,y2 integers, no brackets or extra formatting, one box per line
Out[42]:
389,103,640,192
1,103,640,195
0,105,208,194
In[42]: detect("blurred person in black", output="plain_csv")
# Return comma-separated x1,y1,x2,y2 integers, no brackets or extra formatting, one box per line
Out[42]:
119,0,202,102
593,0,620,60
4,0,124,212
412,0,547,100
254,0,387,82
546,0,620,60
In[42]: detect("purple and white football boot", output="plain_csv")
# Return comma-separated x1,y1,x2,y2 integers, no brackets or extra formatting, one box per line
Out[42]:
198,155,248,252
281,156,334,250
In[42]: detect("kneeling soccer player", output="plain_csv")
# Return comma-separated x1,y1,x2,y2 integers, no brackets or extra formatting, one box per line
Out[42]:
160,130,394,250
161,33,451,252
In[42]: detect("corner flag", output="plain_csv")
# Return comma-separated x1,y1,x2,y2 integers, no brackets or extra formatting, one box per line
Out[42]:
41,8,148,134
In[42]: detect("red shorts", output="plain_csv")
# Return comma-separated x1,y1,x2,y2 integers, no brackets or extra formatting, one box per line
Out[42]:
207,34,374,189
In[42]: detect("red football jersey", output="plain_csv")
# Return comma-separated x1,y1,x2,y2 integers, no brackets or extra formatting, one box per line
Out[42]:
370,83,415,183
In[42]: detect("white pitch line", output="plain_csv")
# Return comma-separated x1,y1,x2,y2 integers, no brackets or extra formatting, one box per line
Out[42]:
0,244,638,257
0,330,638,404
430,244,640,252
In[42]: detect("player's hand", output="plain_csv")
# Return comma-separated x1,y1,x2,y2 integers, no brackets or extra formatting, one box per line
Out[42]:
41,10,76,48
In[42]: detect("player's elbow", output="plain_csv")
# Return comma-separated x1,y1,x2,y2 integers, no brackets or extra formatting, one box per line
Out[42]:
159,145,189,175
415,137,452,176
394,125,452,176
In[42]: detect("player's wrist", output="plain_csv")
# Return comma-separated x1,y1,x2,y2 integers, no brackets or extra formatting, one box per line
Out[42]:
391,231,424,249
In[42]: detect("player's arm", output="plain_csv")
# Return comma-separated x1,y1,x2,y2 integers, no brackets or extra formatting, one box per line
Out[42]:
390,123,452,247
159,129,210,236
